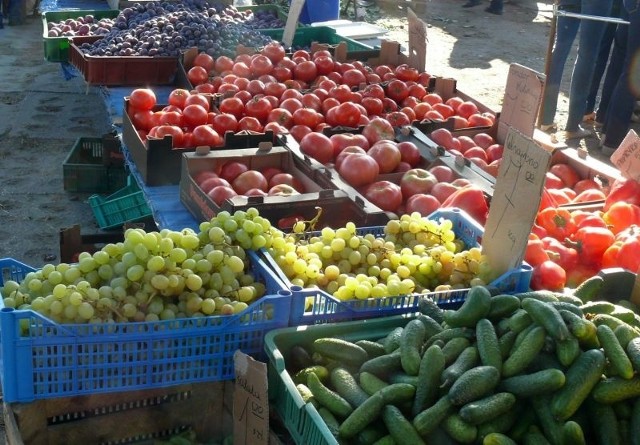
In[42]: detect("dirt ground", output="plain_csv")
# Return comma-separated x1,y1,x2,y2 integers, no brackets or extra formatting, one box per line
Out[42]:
0,0,617,268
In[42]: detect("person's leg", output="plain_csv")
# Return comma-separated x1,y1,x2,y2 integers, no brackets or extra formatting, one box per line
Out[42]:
584,21,616,118
563,0,613,134
486,0,503,14
596,16,628,125
539,15,580,128
602,1,640,151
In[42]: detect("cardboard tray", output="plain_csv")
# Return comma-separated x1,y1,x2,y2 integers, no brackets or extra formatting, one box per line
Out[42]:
121,97,284,186
179,145,389,228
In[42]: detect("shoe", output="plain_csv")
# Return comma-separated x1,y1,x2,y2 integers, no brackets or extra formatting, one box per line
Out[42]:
561,127,594,140
485,6,503,14
539,123,556,133
463,1,481,7
592,120,604,129
582,112,596,123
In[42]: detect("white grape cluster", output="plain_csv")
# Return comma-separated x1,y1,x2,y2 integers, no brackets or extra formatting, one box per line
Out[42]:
268,212,494,301
0,209,278,324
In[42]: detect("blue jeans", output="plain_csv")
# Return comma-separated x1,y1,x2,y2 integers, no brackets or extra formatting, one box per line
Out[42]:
585,21,617,113
540,11,580,126
565,0,614,131
595,12,628,124
602,0,640,147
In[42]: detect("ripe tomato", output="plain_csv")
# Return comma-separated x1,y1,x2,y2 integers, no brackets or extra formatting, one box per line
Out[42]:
293,108,322,128
182,104,209,128
369,141,402,173
234,90,253,105
250,54,274,77
193,53,215,73
386,111,411,127
422,93,443,106
168,88,190,109
152,125,184,147
184,93,210,111
314,55,335,75
530,260,566,291
342,69,367,87
188,66,209,86
294,60,318,83
333,102,361,127
299,132,334,164
394,64,419,82
237,116,263,132
364,181,403,212
264,82,287,98
329,84,353,103
211,113,239,135
362,97,384,116
272,66,293,82
261,42,286,64
246,79,266,96
601,225,640,272
289,124,313,142
279,98,303,115
549,163,581,188
217,83,240,98
280,89,304,102
159,110,183,127
244,97,273,124
338,153,379,187
232,62,251,78
385,79,409,103
130,108,155,130
267,108,294,129
129,88,156,110
191,125,222,147
219,97,245,119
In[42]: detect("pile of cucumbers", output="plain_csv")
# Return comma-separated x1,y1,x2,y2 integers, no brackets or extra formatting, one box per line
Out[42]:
290,276,640,444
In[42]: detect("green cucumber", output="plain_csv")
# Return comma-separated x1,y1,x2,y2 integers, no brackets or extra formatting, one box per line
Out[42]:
502,325,546,377
296,383,319,407
561,420,586,445
514,290,561,303
442,412,477,444
441,345,479,388
441,336,471,366
487,294,521,320
614,324,638,350
381,405,426,445
413,395,454,437
318,407,341,438
559,309,598,344
425,327,475,348
631,398,640,445
587,397,621,445
628,337,640,373
483,433,517,445
355,426,387,445
338,392,385,439
532,395,564,445
360,350,402,380
508,308,533,333
572,274,604,302
383,327,405,353
581,301,616,315
378,383,416,405
415,313,444,338
522,298,570,341
556,335,581,367
388,372,418,387
400,319,427,376
597,324,634,379
359,371,388,396
418,297,445,324
498,368,566,398
551,349,607,421
314,338,369,368
498,330,517,360
592,376,640,404
371,435,395,445
443,285,492,328
549,300,584,317
476,318,502,373
476,407,519,440
307,372,353,418
331,367,370,407
356,340,387,359
448,365,501,406
293,365,330,385
412,343,445,417
459,392,516,425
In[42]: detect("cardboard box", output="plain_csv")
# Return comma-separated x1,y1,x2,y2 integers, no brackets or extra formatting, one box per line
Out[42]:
121,97,284,186
179,146,388,228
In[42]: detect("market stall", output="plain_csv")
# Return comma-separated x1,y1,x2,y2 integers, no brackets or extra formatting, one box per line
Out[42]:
2,0,640,443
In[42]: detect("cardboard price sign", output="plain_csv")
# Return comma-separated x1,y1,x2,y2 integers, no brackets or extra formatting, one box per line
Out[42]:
482,128,551,277
497,64,544,144
282,0,304,48
610,129,640,181
233,351,269,445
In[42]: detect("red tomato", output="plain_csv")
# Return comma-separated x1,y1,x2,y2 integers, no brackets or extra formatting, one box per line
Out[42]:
211,113,238,136
399,168,438,199
362,84,386,100
182,104,209,128
279,98,303,115
237,116,263,132
441,185,490,225
530,260,566,291
232,61,251,78
293,108,322,128
314,55,335,75
361,117,395,145
337,153,380,187
191,125,222,147
342,69,367,88
364,181,403,212
261,42,286,64
294,60,318,83
299,132,334,164
219,97,245,119
264,82,286,98
361,97,384,116
329,133,370,158
152,125,184,147
524,236,551,267
386,111,411,127
272,66,293,82
333,102,361,127
193,52,215,73
184,93,210,111
329,84,353,103
301,94,322,112
572,188,607,203
541,236,579,270
605,177,640,211
217,83,240,98
250,54,274,77
267,108,294,129
167,88,190,109
129,88,156,110
289,125,313,142
130,108,155,130
394,64,419,82
159,110,183,127
385,79,409,103
369,141,402,174
232,170,269,194
188,66,209,86
550,163,581,188
244,97,273,124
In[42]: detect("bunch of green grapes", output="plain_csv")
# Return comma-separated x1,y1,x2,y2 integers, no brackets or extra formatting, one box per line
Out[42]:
267,212,494,301
1,209,280,325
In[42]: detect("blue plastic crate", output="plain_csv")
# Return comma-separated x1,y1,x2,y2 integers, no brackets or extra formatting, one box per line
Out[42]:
0,253,289,403
259,208,533,325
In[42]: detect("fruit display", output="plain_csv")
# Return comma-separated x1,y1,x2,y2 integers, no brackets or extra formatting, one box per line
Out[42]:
0,209,285,324
46,13,116,37
270,283,640,444
74,0,273,58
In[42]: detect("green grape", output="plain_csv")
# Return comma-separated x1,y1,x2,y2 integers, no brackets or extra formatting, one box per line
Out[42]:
348,250,362,266
151,274,170,290
52,283,67,299
143,232,159,251
223,218,238,233
182,258,197,271
252,235,267,249
185,274,203,291
160,308,176,320
201,298,216,315
122,251,138,268
127,264,145,282
354,283,372,300
186,295,203,313
103,243,121,257
98,286,113,299
50,300,64,315
69,291,83,306
208,226,226,244
63,267,81,284
145,313,160,322
148,297,164,315
227,256,245,274
122,303,137,318
133,243,149,261
85,288,99,302
324,264,339,281
3,297,16,308
27,278,43,293
330,238,346,252
169,248,187,264
146,255,165,273
159,237,174,255
64,304,78,320
181,233,200,250
293,259,307,275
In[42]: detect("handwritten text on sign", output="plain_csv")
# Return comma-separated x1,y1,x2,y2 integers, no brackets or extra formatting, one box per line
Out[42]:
234,351,268,445
498,64,544,142
610,130,640,181
482,128,551,277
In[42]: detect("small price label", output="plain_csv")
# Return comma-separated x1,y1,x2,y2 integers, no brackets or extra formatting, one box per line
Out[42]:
610,129,640,181
233,351,269,445
497,64,544,143
482,127,551,277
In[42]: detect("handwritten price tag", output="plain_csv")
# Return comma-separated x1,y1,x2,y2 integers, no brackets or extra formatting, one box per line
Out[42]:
234,351,268,445
610,130,640,181
482,127,551,277
497,64,544,143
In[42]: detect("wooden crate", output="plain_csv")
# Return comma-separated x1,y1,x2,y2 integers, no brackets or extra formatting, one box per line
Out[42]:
4,380,289,445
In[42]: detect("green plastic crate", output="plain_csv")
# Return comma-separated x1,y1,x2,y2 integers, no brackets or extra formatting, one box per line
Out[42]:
261,26,375,58
264,316,413,445
42,10,119,63
63,137,128,194
88,176,153,230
